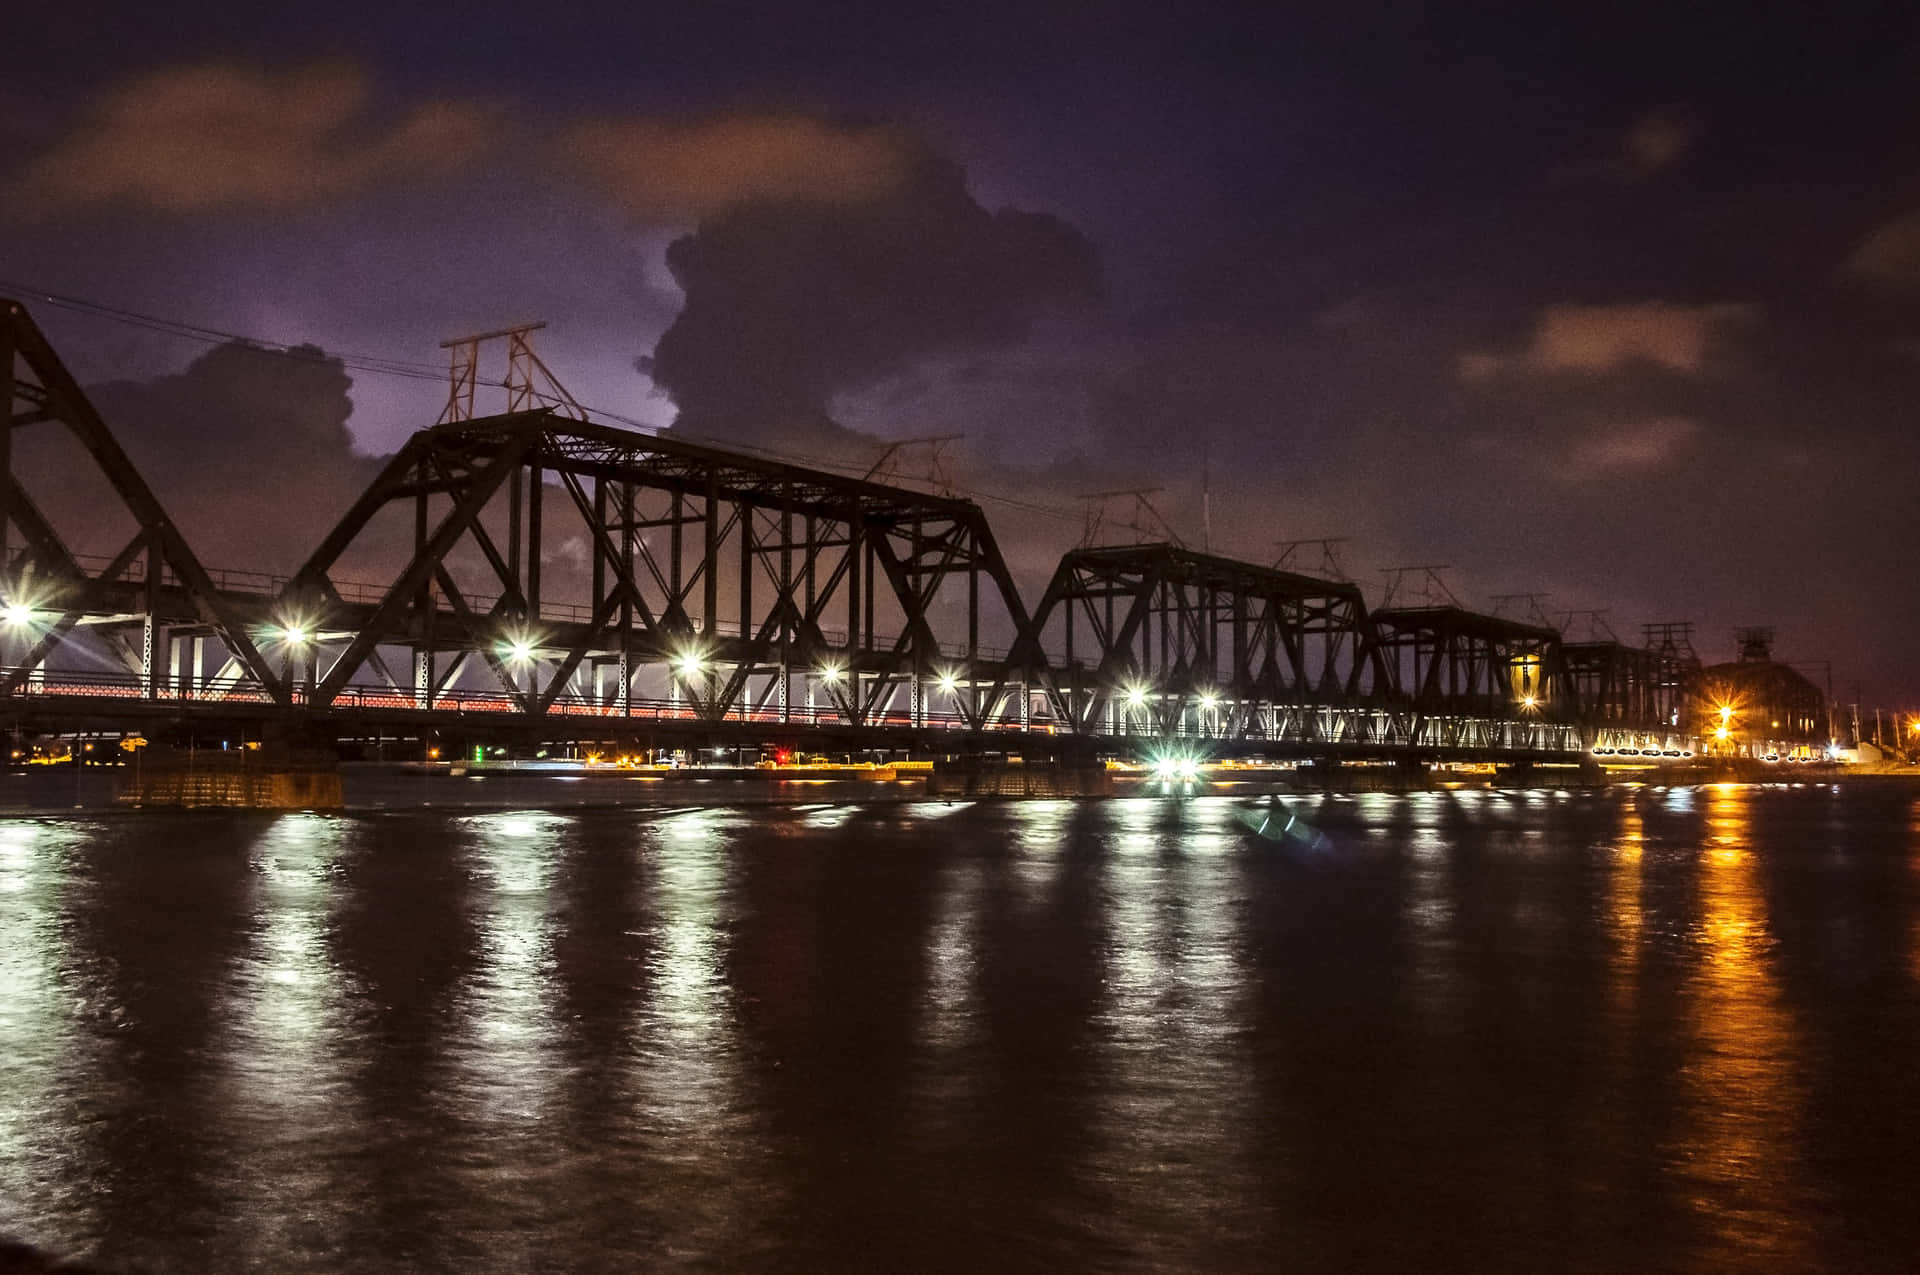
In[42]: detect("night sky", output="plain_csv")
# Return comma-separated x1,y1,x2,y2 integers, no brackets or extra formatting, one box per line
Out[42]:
5,2,1918,702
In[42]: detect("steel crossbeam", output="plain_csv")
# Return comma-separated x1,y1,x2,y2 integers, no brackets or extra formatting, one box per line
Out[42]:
277,412,1039,730
0,297,1750,762
0,299,286,705
1015,543,1399,744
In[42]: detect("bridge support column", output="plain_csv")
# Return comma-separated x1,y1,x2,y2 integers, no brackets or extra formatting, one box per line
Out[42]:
414,650,431,709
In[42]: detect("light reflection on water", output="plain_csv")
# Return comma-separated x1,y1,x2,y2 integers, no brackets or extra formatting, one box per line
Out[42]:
0,786,1918,1271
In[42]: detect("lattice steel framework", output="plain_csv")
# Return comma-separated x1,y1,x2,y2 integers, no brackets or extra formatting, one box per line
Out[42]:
277,412,1040,729
1371,605,1576,750
1564,641,1676,735
0,298,285,705
1014,543,1406,746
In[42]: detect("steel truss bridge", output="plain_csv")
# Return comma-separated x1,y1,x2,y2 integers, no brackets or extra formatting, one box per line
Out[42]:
1,297,1700,764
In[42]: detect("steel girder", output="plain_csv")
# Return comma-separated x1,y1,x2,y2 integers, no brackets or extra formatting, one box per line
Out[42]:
0,299,286,705
1371,605,1572,744
280,412,1039,728
1563,640,1679,735
1015,542,1396,743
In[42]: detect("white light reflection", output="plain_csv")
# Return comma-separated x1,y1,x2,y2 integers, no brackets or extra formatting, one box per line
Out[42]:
639,809,756,1140
227,812,355,1263
802,805,858,829
899,800,972,820
912,843,986,1079
1010,801,1075,893
0,819,94,1251
1402,795,1464,1032
1086,797,1262,1242
456,811,570,1126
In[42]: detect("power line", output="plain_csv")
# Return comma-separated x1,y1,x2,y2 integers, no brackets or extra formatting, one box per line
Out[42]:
0,279,1092,526
0,279,457,383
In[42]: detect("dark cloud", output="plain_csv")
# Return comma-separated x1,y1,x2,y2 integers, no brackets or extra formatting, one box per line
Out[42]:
19,341,383,574
645,133,1103,442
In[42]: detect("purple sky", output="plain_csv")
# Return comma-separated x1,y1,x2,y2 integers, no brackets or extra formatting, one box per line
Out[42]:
5,1,1919,703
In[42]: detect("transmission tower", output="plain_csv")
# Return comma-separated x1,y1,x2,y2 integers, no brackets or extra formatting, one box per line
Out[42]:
438,322,586,424
1076,488,1182,549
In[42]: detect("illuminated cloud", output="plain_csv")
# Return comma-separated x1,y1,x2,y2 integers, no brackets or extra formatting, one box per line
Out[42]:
1460,301,1754,378
16,340,384,572
14,62,493,213
571,114,922,218
645,144,1102,439
1847,210,1920,281
1620,109,1698,176
1560,416,1701,480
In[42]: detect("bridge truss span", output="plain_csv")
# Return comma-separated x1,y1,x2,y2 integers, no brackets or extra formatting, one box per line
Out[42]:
1018,543,1414,748
278,412,1043,733
0,296,1720,764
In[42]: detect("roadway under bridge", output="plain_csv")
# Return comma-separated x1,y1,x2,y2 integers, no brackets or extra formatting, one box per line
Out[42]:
0,296,1725,766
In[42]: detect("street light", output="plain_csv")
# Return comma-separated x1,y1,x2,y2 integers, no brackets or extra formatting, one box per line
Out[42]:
3,602,33,627
675,650,705,678
817,663,844,683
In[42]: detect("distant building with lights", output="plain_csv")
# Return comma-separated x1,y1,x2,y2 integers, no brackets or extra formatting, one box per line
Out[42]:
1695,627,1827,756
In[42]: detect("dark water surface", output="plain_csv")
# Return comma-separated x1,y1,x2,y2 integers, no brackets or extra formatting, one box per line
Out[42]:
3,785,1920,1272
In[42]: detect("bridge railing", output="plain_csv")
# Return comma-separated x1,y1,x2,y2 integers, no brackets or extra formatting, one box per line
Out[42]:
0,665,1590,754
61,552,1020,663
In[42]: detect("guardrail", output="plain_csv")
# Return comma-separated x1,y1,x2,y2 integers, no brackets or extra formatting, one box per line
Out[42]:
58,554,1017,661
0,666,1594,753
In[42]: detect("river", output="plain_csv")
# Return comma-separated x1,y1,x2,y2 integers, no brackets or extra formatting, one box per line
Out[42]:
2,783,1918,1271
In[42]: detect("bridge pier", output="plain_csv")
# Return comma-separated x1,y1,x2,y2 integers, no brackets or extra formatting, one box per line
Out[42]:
116,720,343,809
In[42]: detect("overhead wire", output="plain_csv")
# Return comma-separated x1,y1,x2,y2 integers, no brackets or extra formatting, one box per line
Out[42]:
0,278,1092,525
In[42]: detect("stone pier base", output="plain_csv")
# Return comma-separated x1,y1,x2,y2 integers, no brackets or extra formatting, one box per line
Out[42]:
116,749,343,809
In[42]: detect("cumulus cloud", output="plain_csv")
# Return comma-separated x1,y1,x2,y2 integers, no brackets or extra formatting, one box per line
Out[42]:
1460,301,1754,378
12,62,492,214
571,114,922,219
16,341,385,572
1847,210,1920,281
645,140,1103,441
1560,416,1700,480
1620,109,1698,176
